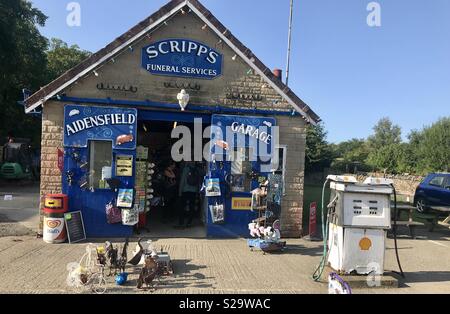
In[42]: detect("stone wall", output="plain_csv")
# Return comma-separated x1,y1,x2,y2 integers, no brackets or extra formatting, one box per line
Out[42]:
65,11,293,113
39,102,64,230
355,172,424,197
278,116,307,237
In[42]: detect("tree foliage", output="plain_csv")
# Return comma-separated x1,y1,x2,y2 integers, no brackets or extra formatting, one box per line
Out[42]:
367,117,402,149
305,123,333,172
412,118,450,173
333,138,370,163
0,0,48,145
311,117,450,176
0,1,91,146
46,38,91,82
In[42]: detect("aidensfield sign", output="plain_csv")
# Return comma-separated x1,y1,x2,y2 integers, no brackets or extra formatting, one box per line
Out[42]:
63,105,138,150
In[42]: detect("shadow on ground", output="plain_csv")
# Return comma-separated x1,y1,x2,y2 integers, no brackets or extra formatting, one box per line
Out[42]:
105,259,213,293
402,271,450,284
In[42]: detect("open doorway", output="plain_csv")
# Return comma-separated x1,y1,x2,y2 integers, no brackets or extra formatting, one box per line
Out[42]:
136,117,209,238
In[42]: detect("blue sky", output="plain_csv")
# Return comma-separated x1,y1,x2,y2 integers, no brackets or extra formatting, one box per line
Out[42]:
30,0,450,143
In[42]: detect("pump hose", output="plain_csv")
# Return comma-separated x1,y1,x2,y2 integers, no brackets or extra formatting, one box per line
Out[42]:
312,179,330,282
391,184,405,278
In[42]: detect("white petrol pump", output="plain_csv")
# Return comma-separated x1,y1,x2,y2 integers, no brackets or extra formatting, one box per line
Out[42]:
312,174,406,283
326,175,393,275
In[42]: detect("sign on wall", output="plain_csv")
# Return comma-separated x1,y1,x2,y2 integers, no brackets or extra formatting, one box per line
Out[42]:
64,105,137,150
116,155,134,177
231,197,253,211
211,115,277,157
142,39,223,80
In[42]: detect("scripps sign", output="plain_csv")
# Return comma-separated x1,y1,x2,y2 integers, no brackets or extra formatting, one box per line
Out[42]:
142,39,223,79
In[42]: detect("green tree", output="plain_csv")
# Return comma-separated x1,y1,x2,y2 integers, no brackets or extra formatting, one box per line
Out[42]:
367,117,402,149
334,138,370,163
366,118,403,171
0,0,91,147
305,123,333,172
45,38,91,81
366,143,410,173
0,0,48,145
410,117,450,173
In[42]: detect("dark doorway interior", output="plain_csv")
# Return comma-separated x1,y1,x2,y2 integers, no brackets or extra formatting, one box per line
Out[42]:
136,119,208,238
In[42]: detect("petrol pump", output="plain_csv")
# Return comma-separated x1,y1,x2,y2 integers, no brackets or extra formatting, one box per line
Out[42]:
313,175,403,280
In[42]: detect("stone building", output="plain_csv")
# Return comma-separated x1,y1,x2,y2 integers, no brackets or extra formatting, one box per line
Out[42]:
24,0,320,238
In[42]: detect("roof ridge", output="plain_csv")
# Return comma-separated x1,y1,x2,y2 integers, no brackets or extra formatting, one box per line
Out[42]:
24,0,320,123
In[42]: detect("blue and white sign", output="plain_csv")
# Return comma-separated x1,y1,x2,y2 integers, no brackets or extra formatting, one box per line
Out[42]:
142,38,223,79
211,115,277,157
64,105,137,150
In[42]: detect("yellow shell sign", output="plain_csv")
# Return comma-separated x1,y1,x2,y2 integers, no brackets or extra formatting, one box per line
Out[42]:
359,237,372,251
232,198,252,210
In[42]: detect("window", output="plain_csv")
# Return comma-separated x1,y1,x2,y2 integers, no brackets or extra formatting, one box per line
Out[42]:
272,145,287,194
230,147,253,192
445,177,450,189
89,141,113,189
429,176,445,187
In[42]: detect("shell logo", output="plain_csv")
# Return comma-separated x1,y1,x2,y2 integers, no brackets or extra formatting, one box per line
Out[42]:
46,220,61,229
359,237,372,251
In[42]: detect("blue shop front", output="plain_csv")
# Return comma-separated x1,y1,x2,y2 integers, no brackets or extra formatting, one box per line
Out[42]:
62,103,280,238
25,0,319,240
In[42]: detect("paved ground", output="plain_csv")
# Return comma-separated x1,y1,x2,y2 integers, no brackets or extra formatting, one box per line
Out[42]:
1,232,450,294
1,183,450,294
0,182,40,234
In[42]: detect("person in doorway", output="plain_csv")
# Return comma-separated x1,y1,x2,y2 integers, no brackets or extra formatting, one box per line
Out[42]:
175,161,201,229
162,161,178,223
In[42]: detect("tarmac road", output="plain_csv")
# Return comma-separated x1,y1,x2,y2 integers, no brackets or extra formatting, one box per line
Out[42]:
0,182,40,235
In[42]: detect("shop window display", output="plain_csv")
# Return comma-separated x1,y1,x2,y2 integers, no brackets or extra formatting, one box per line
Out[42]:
88,141,113,189
272,145,287,194
230,147,253,192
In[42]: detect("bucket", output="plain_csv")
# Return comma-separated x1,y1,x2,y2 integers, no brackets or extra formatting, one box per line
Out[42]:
43,217,67,244
44,194,68,214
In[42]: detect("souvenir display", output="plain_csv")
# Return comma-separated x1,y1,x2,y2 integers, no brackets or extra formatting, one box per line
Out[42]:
105,200,122,224
231,174,245,192
66,244,107,294
209,203,225,224
105,239,129,276
117,189,134,208
135,188,147,213
136,145,149,160
267,173,283,206
115,272,128,285
247,177,286,254
329,273,352,294
121,205,139,226
135,161,148,187
205,178,221,197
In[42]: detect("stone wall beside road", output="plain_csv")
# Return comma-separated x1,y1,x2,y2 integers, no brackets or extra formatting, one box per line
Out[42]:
356,172,424,197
